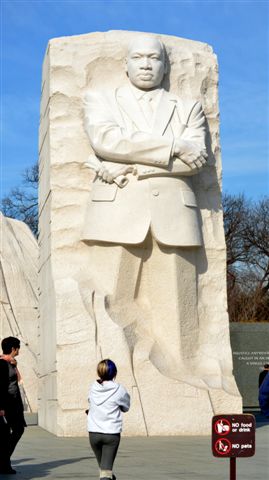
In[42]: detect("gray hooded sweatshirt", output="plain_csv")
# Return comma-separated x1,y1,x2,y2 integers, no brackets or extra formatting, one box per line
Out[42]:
87,380,130,433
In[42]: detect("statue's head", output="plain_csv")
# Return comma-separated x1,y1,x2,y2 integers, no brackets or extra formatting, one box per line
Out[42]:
125,35,167,90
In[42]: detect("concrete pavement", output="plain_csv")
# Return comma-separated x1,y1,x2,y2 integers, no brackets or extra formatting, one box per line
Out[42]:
5,413,269,479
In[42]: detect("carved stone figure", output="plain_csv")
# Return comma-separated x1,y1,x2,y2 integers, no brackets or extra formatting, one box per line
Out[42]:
83,35,208,381
39,31,242,436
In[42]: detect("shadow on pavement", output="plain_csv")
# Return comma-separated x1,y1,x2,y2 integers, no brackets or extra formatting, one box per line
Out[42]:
245,410,269,429
9,456,90,479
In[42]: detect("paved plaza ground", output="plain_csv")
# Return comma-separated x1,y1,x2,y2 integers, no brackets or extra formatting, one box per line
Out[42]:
4,412,269,480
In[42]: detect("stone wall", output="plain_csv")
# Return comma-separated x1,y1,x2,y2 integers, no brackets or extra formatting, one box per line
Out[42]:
230,323,269,407
0,213,38,413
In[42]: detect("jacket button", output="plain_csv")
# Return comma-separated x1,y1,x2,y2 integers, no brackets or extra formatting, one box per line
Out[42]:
152,189,159,196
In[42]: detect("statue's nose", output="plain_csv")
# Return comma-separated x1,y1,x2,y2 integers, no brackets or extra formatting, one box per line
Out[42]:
140,58,151,69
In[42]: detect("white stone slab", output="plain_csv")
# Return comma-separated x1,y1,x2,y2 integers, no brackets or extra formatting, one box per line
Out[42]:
39,30,242,436
0,213,38,412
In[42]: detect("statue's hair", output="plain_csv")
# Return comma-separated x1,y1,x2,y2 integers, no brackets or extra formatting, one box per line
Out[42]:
126,35,166,59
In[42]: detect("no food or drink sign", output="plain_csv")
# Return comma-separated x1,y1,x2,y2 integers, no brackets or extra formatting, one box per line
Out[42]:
212,414,255,457
212,414,255,480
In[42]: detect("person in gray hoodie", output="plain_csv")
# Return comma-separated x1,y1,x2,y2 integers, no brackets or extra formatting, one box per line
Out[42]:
87,359,130,480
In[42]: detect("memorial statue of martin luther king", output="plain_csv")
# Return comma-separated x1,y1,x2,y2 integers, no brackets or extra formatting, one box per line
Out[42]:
80,34,241,432
38,29,243,436
83,35,207,245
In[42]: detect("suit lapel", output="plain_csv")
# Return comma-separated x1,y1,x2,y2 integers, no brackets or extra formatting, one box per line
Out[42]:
152,90,177,135
116,85,149,131
116,85,177,135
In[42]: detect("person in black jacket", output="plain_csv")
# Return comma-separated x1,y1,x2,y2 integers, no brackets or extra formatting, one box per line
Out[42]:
259,370,269,418
0,337,26,474
258,363,269,388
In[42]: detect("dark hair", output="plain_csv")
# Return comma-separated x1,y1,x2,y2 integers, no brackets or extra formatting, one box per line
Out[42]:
1,337,20,354
97,359,117,381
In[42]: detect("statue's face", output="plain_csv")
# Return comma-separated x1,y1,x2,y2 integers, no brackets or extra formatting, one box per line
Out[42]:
126,36,166,90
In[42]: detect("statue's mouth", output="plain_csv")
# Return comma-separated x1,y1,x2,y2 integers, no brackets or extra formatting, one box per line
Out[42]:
138,74,153,80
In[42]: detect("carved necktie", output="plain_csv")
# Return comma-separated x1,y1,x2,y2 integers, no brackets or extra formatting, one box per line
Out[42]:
141,93,153,124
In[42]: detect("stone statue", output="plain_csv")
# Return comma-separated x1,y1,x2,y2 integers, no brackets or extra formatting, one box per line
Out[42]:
83,35,208,381
39,31,242,436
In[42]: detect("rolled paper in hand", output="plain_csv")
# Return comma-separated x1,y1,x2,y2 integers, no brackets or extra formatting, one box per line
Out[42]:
85,154,129,188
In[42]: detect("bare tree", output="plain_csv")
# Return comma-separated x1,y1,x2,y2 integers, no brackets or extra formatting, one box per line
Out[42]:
223,193,269,322
1,163,38,236
222,193,249,289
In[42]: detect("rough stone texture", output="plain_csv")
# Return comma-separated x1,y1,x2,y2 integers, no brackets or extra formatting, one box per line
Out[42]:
39,30,242,436
0,213,38,412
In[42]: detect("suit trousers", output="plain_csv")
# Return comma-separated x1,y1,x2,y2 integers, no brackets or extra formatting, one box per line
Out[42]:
87,230,199,372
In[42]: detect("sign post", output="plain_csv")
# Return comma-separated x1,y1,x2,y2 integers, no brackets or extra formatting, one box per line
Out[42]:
230,457,236,480
212,414,256,480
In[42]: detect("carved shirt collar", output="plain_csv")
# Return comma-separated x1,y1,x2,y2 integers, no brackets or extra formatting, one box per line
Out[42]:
129,83,163,104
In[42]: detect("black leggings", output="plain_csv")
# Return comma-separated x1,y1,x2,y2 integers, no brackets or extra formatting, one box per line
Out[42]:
9,423,25,456
0,418,24,469
89,432,120,470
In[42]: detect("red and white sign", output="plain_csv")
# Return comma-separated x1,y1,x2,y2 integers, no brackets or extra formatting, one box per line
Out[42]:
212,414,255,458
214,438,232,455
214,418,231,435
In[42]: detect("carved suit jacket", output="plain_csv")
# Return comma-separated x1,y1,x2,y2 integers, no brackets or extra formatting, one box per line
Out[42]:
82,85,207,246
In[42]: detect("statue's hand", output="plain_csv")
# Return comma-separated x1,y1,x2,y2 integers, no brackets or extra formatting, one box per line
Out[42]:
173,139,207,170
98,164,135,183
178,154,207,170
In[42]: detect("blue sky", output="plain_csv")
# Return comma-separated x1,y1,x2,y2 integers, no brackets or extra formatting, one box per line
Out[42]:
1,0,268,200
